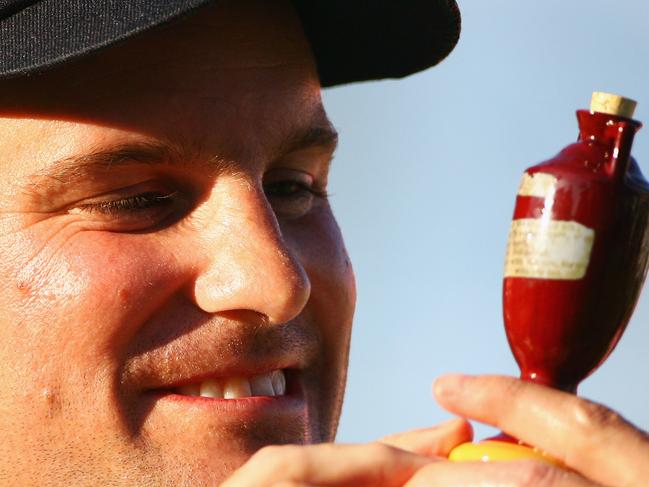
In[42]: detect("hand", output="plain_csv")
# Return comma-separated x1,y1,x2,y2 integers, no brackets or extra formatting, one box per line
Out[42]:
404,374,649,486
221,418,472,486
223,375,649,486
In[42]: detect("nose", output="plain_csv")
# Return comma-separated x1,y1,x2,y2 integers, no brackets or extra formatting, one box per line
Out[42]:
192,181,311,324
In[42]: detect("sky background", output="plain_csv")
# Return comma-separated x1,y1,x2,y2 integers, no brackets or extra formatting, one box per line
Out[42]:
323,0,649,443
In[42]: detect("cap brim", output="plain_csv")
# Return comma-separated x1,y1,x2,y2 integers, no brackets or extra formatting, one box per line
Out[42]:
0,0,460,87
295,0,461,86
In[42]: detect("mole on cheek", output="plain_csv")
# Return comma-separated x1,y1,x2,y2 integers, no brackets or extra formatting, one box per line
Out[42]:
118,288,131,304
42,388,62,419
16,280,31,296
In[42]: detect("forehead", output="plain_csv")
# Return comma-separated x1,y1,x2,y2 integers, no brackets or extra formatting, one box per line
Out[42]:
0,0,326,177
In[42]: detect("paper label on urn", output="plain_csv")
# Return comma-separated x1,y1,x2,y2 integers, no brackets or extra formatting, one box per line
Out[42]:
517,172,558,198
504,218,595,280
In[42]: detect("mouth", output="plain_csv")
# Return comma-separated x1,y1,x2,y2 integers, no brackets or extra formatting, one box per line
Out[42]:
169,368,289,399
141,366,307,425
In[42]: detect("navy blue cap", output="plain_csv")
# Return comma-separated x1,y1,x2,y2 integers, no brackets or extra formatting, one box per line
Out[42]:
0,0,460,87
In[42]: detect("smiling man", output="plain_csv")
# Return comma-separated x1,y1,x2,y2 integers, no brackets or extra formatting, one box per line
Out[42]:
0,1,358,484
0,1,648,486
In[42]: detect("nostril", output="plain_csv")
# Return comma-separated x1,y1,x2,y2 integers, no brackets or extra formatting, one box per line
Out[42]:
217,309,269,325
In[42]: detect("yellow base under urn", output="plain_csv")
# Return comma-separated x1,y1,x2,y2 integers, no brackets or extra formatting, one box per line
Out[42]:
449,440,562,466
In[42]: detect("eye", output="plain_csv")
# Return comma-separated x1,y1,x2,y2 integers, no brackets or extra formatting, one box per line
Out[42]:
70,187,190,231
263,169,328,220
78,191,177,215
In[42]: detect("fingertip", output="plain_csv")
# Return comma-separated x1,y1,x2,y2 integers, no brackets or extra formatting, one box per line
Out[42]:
453,417,474,440
433,373,470,402
441,418,475,455
436,417,471,434
430,418,475,458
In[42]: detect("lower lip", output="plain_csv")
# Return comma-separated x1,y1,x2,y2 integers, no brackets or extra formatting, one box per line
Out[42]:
145,376,305,416
145,391,307,420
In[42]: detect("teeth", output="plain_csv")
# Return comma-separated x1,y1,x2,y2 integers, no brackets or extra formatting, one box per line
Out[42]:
199,379,223,398
250,373,275,396
177,383,200,397
176,370,287,399
223,377,252,399
271,370,286,396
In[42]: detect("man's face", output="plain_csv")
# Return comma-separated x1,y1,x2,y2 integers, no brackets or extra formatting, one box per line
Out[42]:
0,1,355,485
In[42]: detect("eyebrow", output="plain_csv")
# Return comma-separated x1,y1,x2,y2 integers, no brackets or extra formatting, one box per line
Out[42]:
29,123,339,185
31,141,187,185
279,124,338,156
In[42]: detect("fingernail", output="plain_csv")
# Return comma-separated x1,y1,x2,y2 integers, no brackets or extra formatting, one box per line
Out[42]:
433,374,472,400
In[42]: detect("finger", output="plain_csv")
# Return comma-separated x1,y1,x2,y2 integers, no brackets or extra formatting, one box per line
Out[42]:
379,418,473,457
221,443,435,487
272,483,314,487
272,482,315,487
434,374,649,487
404,459,602,487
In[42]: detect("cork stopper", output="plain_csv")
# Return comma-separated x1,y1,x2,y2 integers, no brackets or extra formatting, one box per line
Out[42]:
590,92,637,119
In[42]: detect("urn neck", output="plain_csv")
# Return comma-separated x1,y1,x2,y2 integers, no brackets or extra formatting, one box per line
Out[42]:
577,110,642,143
576,110,642,177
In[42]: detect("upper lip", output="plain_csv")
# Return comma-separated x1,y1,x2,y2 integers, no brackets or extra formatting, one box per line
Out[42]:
120,315,319,393
149,362,296,391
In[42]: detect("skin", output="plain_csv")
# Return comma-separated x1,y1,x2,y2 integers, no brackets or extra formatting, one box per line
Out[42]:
225,377,649,486
0,0,647,486
0,1,354,485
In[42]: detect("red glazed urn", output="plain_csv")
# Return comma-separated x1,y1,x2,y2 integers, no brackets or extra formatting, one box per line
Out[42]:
450,92,647,464
503,93,648,393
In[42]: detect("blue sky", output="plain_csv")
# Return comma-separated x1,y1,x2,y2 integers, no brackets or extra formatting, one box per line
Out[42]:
324,0,649,442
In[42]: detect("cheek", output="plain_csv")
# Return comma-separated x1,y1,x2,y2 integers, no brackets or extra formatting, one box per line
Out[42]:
283,210,355,441
0,230,188,370
285,208,356,352
55,232,190,353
